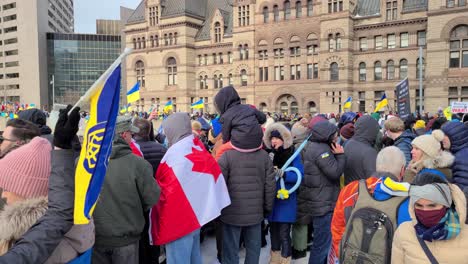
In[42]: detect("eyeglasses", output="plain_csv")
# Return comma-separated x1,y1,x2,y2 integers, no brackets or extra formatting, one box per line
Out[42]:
0,135,16,144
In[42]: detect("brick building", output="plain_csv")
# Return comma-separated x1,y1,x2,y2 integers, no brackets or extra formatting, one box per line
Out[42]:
124,0,468,114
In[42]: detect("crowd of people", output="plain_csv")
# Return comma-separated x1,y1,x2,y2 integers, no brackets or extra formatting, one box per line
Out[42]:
0,85,467,264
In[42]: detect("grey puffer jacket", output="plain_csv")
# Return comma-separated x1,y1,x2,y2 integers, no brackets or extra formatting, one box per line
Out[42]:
344,116,380,185
297,121,345,223
218,149,276,226
135,137,166,175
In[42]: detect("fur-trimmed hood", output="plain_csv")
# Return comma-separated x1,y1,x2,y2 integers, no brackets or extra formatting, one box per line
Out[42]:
263,123,293,149
0,197,47,246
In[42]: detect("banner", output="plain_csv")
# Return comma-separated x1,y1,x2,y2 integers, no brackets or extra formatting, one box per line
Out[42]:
396,78,411,119
451,101,468,113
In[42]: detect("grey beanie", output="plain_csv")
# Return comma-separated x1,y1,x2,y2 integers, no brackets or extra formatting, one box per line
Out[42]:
410,183,452,208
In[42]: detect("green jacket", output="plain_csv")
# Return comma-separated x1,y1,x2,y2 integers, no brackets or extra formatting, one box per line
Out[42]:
93,139,160,247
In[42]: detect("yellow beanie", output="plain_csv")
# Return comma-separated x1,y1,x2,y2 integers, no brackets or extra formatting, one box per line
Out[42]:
414,120,426,130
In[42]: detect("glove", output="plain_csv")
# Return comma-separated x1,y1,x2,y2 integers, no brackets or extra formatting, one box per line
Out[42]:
54,105,81,149
274,167,284,179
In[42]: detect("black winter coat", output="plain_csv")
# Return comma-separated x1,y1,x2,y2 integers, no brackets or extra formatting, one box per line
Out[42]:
297,121,345,223
218,149,276,226
215,86,266,150
135,137,166,176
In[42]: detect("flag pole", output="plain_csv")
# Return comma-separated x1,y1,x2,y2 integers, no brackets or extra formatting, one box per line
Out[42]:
69,48,133,115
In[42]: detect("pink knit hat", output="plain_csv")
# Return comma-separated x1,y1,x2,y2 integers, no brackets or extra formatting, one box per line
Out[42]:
0,137,52,198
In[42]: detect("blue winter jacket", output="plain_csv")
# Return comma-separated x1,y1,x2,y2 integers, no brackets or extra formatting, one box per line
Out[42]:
268,154,304,223
442,122,468,191
394,131,416,166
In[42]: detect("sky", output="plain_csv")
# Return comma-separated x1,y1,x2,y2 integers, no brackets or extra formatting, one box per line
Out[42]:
74,0,142,33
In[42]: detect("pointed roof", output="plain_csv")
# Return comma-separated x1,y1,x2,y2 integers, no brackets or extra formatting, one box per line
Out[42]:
127,1,145,24
354,0,380,17
161,0,208,19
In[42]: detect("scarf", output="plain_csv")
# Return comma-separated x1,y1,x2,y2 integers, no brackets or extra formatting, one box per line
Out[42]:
272,146,295,169
415,207,461,242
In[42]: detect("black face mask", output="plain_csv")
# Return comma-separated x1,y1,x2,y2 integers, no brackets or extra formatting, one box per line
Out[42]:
381,135,395,147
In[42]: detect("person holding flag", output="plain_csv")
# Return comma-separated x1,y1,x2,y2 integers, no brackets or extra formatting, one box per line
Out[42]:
163,100,173,113
374,93,388,113
342,96,352,112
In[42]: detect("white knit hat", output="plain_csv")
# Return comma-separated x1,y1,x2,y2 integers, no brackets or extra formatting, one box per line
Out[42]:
411,130,445,158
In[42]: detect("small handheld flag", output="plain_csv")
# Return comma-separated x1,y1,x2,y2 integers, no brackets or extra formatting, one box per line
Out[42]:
374,93,388,113
126,82,141,103
191,99,204,109
163,101,173,113
342,96,352,111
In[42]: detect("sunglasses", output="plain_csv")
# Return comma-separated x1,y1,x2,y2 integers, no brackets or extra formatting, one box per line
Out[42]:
0,135,16,144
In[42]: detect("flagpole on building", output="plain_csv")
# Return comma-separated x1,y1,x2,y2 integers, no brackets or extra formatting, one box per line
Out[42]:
418,46,423,114
69,48,133,115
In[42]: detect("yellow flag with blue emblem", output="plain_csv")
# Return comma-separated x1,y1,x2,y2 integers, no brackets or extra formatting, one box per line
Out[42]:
74,63,122,225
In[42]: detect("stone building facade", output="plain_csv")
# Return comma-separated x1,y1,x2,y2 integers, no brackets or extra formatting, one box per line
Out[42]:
124,0,468,114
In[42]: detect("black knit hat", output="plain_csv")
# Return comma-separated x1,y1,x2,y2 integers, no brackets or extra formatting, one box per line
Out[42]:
270,130,283,141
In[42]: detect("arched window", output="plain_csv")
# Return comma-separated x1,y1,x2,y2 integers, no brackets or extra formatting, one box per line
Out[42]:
416,58,425,79
263,7,269,23
155,35,159,47
241,69,248,86
214,22,222,43
307,0,313,16
142,37,146,48
330,62,339,81
449,25,468,68
174,32,178,45
167,57,177,85
228,73,233,85
387,60,395,80
219,74,224,88
335,33,342,51
284,1,291,20
291,101,299,114
296,1,302,18
280,102,289,113
199,76,204,89
374,61,382,80
359,62,366,81
239,45,244,60
169,33,173,45
273,5,280,22
150,36,154,47
214,75,219,89
204,75,209,89
137,38,141,49
244,44,249,59
328,34,335,52
399,59,408,79
135,60,145,87
133,38,137,49
164,34,168,46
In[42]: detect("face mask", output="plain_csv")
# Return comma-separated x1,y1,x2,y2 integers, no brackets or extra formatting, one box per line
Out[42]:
415,207,448,228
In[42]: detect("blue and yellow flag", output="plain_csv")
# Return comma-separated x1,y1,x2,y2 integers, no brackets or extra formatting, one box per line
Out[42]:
191,99,204,109
374,93,388,113
126,82,140,103
74,65,121,225
163,100,173,113
342,96,352,111
119,103,132,114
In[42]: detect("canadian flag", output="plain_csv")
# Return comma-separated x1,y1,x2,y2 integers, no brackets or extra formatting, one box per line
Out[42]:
150,135,231,245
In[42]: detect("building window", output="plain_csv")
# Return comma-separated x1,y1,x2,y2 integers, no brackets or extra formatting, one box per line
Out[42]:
274,5,280,22
214,22,222,43
359,91,366,112
263,7,269,23
228,52,233,63
149,6,158,26
164,34,168,46
336,34,342,51
399,59,408,79
241,69,248,86
449,25,468,68
174,33,178,45
219,53,224,64
167,57,177,85
274,48,285,58
135,60,145,87
296,1,302,18
307,64,313,79
374,61,382,80
416,58,425,79
150,36,154,47
328,0,343,13
284,1,291,20
387,34,396,49
447,0,455,7
204,54,208,65
400,32,409,48
213,53,218,64
133,38,137,49
360,37,367,51
387,60,395,80
142,37,146,49
290,65,301,80
228,73,233,85
313,63,319,78
330,62,339,81
219,74,224,88
417,31,426,47
375,35,383,49
259,50,268,60
214,75,219,88
290,46,300,57
274,66,285,80
307,45,318,55
328,34,335,52
204,75,209,88
359,62,366,81
169,33,173,45
238,5,250,26
199,76,204,89
259,67,268,82
307,0,313,16
386,0,397,20
244,44,249,59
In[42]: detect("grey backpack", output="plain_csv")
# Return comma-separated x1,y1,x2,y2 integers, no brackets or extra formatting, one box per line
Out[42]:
339,180,406,264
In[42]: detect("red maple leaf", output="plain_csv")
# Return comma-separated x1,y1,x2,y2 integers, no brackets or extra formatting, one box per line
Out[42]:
185,139,221,182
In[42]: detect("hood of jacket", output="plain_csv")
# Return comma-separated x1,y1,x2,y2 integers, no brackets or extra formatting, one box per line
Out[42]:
263,122,293,149
18,109,52,135
0,197,48,242
214,86,241,115
310,120,338,143
353,115,381,145
395,130,416,145
441,122,468,154
110,138,133,159
408,184,466,227
162,112,192,148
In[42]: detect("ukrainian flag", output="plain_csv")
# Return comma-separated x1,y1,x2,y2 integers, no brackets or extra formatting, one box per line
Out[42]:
163,100,173,113
342,96,352,111
120,103,132,114
126,82,140,103
191,99,204,109
74,63,122,225
374,93,388,113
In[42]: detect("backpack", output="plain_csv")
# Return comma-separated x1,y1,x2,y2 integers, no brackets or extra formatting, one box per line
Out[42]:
339,180,406,264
